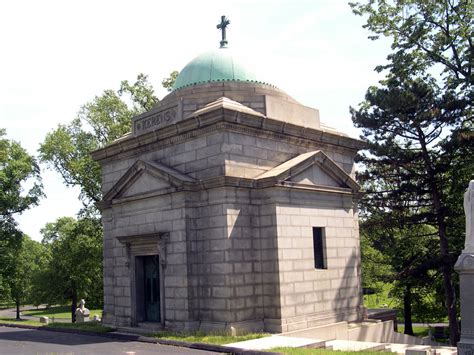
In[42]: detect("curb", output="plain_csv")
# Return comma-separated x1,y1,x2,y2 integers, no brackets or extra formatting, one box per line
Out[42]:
0,323,280,355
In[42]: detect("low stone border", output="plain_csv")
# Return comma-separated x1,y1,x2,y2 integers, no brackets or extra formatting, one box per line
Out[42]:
0,322,279,355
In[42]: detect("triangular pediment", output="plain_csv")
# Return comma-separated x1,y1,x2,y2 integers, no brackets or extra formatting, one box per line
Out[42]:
256,151,359,192
121,172,170,198
190,97,265,118
290,164,342,187
103,160,195,202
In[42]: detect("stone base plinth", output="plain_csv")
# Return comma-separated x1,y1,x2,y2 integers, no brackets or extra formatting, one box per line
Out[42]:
458,339,474,355
455,253,474,355
76,315,90,323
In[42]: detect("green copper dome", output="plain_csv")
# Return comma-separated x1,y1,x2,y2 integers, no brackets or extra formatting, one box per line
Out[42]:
173,48,261,90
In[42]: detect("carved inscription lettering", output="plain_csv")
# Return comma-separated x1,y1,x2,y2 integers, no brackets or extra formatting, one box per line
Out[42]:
134,107,177,134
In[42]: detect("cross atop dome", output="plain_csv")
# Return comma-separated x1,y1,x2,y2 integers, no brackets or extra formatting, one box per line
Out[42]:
217,15,230,48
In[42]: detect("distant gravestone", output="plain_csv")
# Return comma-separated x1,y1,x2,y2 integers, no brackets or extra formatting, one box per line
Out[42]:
75,299,90,323
455,179,474,354
39,316,49,324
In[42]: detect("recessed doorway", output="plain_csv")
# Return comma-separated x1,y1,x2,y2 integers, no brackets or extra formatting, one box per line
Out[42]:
135,255,161,322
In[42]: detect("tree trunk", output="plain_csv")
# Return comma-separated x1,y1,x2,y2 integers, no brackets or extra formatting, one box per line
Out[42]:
417,128,460,345
439,234,460,345
428,171,460,345
403,286,414,335
15,298,20,320
71,289,77,323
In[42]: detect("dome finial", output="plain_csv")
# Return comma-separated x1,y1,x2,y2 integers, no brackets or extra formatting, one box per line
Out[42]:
216,15,230,48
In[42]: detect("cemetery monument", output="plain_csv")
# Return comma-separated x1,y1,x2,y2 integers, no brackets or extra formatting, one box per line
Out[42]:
455,179,474,354
92,17,366,333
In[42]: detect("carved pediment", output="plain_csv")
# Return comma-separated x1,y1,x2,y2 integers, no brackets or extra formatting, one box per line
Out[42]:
290,163,342,187
103,160,195,203
256,151,359,193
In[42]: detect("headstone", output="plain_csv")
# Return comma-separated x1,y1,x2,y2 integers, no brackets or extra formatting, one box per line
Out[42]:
75,299,90,323
455,179,474,355
39,316,49,324
93,314,100,322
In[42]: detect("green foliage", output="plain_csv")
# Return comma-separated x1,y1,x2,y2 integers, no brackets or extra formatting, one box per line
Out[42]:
39,74,158,211
363,282,395,308
350,5,473,329
349,0,473,92
8,237,47,316
361,220,448,323
0,129,43,304
37,74,162,321
32,217,103,314
0,129,43,217
352,73,472,342
119,73,159,114
161,70,179,92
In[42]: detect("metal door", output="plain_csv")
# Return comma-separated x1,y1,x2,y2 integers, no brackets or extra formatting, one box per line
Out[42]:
143,255,160,322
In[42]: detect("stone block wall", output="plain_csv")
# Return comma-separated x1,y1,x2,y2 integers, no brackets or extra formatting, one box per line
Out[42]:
184,187,267,331
100,132,228,195
100,128,356,198
255,198,281,329
271,189,362,332
224,131,356,179
96,110,363,331
102,192,190,327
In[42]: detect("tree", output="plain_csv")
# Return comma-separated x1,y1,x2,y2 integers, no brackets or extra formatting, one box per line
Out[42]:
37,75,171,320
350,0,473,93
361,216,443,334
0,129,43,221
0,129,43,306
351,73,472,344
39,74,159,212
5,236,46,319
350,0,472,344
162,70,179,92
36,217,103,322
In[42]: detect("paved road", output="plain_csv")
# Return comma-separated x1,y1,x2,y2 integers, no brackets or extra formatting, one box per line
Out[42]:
0,305,37,319
0,326,220,355
0,306,70,323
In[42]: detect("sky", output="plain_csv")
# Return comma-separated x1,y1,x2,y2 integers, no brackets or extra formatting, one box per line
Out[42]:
1,0,391,242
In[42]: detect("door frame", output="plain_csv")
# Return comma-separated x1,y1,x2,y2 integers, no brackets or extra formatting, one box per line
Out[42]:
117,232,169,326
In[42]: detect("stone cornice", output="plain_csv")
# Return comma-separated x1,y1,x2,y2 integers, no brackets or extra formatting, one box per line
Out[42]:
99,175,355,210
91,108,366,164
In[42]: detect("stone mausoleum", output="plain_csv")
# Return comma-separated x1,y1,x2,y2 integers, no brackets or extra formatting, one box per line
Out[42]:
92,17,366,333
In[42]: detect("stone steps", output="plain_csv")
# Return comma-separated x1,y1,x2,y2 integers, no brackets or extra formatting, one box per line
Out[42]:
225,336,458,354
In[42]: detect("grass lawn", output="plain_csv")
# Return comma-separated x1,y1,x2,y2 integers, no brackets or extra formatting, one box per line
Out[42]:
46,321,115,333
152,330,269,345
398,325,430,337
23,306,102,320
0,317,43,326
0,302,15,309
363,282,396,309
269,348,394,354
